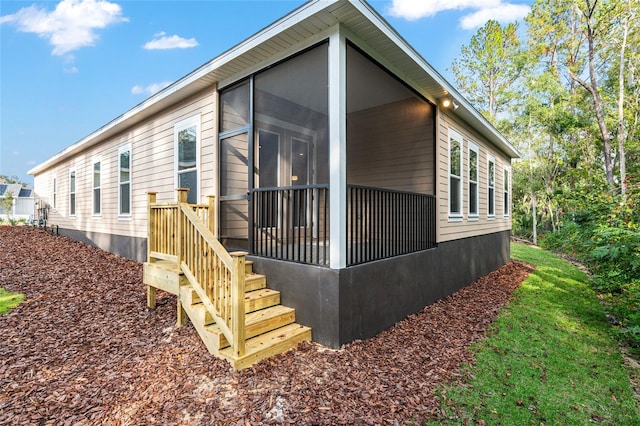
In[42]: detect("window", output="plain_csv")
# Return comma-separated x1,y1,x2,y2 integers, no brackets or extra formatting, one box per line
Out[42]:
488,156,495,217
118,145,131,216
503,167,510,217
69,169,76,216
448,129,463,218
468,142,479,218
92,160,101,216
175,116,199,204
52,177,57,209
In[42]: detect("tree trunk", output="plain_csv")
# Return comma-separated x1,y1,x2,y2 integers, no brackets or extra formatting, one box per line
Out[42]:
568,0,616,188
532,192,538,246
617,1,630,197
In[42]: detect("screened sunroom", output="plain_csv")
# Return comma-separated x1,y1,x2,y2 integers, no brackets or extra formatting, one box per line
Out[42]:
216,41,436,268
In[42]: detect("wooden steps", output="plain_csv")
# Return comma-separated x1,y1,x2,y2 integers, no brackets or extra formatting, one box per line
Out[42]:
145,258,311,369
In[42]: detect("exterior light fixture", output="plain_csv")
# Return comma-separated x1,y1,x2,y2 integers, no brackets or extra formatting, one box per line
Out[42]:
441,97,459,110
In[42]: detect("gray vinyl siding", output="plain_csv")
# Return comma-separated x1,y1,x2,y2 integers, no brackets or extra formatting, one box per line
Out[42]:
437,110,512,243
34,88,217,241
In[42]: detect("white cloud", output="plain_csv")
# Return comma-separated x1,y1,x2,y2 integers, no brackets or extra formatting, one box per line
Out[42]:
0,0,127,56
388,0,529,28
460,4,531,29
143,32,198,50
131,81,173,96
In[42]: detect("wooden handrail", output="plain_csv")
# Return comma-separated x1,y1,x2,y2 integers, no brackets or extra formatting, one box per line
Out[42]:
147,189,246,357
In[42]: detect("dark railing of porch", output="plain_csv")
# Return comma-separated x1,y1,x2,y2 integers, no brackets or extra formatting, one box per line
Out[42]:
250,185,329,265
249,184,436,267
347,185,436,266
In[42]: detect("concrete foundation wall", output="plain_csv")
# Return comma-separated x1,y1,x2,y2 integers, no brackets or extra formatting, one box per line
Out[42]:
253,230,510,348
58,227,147,262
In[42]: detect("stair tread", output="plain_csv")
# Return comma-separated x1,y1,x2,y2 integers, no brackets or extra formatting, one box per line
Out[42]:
219,323,311,368
204,305,294,332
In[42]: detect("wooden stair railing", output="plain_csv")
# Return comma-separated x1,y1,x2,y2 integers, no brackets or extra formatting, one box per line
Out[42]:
147,188,246,358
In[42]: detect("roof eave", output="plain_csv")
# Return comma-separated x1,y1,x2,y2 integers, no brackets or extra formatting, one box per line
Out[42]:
29,0,519,177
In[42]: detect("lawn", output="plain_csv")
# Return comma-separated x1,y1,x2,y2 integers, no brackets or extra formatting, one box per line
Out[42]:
0,287,23,315
431,243,639,424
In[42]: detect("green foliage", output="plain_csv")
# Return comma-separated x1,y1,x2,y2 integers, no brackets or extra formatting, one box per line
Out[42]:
0,191,14,218
450,19,524,120
540,188,640,351
0,288,24,315
0,174,28,186
431,244,639,424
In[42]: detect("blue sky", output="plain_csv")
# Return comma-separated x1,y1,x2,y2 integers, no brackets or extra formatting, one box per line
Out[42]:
0,0,531,185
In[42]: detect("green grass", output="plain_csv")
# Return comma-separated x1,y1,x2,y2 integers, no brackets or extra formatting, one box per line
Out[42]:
430,243,639,425
0,287,23,315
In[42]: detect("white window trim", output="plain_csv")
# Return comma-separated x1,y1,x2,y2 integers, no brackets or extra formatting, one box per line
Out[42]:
448,128,463,221
174,114,201,203
51,176,57,210
69,168,76,217
468,141,479,220
92,157,102,217
503,165,511,218
118,144,132,218
487,154,496,219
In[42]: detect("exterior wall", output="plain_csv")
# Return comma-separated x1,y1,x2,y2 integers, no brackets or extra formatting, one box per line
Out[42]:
253,230,511,348
33,87,218,257
347,97,435,193
437,109,512,243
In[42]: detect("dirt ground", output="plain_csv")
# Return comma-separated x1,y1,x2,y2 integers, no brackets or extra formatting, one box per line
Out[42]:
0,226,532,425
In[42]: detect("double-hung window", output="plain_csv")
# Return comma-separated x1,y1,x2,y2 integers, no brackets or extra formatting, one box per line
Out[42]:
92,159,101,216
503,167,510,217
175,115,200,204
118,145,131,216
448,129,463,219
488,155,495,218
468,142,479,219
69,169,76,216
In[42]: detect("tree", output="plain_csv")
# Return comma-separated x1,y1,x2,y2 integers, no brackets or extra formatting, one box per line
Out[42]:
0,175,28,187
450,20,524,122
527,0,635,192
0,192,14,219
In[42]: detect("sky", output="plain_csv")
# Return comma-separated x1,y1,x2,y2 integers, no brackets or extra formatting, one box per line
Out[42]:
0,0,532,186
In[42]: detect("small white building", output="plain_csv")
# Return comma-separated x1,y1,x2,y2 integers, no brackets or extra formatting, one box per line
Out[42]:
0,183,35,221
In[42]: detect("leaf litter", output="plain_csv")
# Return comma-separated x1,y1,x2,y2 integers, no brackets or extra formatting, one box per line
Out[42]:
0,226,532,425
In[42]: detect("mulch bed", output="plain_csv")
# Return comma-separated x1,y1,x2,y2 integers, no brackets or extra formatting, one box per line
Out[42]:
0,226,533,425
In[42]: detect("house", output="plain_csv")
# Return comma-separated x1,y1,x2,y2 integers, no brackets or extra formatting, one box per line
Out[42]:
29,0,518,367
0,182,35,221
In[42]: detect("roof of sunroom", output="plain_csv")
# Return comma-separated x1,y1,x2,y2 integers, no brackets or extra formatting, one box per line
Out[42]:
28,0,519,176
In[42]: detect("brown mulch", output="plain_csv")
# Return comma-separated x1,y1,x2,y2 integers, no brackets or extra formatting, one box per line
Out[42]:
0,226,533,425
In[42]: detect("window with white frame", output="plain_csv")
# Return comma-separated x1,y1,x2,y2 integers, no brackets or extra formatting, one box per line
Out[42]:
175,115,199,204
448,129,463,218
488,155,495,217
52,177,57,209
118,145,131,216
503,167,510,217
92,160,101,216
69,169,76,216
468,142,479,218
